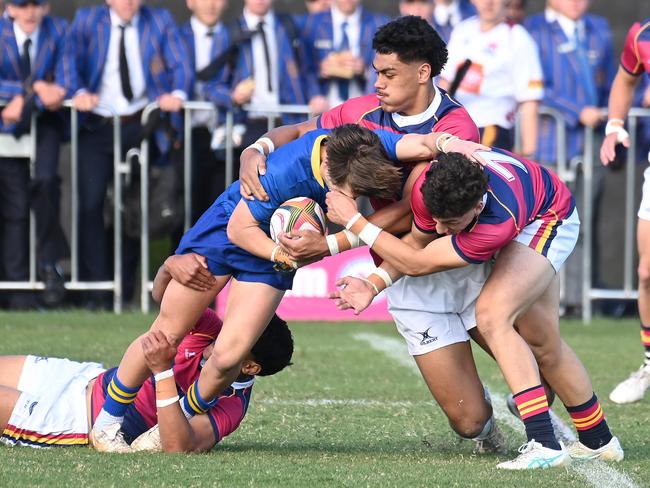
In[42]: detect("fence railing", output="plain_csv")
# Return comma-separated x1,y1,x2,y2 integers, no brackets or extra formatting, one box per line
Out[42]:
1,101,647,320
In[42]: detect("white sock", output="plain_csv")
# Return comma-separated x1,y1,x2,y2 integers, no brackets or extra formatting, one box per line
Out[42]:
94,409,124,431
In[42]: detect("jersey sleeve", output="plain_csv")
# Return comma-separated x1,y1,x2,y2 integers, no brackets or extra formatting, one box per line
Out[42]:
451,219,518,263
620,22,644,76
374,129,404,161
512,26,544,102
207,389,251,445
410,167,438,234
189,309,223,337
432,106,480,142
316,95,378,128
176,309,223,359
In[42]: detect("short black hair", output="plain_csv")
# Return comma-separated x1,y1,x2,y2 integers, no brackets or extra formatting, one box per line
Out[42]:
372,15,448,77
250,314,294,376
421,153,489,218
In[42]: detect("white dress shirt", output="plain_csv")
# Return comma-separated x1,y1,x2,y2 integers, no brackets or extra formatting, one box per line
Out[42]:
13,23,39,73
243,8,280,114
545,7,583,43
327,5,363,107
95,10,148,117
191,16,219,128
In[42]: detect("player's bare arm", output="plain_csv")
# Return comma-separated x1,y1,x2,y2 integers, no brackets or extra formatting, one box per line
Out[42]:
141,331,216,453
395,133,489,162
326,191,467,276
240,119,318,201
600,67,640,165
228,200,296,270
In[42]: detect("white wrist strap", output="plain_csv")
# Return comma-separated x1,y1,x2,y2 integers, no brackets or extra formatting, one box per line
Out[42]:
359,277,379,296
374,267,393,288
326,234,340,255
358,223,382,248
154,369,174,382
270,245,280,262
435,133,450,152
345,213,362,230
247,142,265,155
441,135,459,153
156,395,180,408
257,137,275,154
605,120,629,143
343,229,361,248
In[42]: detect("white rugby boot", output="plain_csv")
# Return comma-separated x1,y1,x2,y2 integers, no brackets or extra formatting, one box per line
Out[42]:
89,423,132,453
567,436,624,462
496,440,569,470
609,364,650,404
131,424,162,452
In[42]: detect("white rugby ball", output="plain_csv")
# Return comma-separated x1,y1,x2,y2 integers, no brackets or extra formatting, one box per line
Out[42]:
269,197,327,243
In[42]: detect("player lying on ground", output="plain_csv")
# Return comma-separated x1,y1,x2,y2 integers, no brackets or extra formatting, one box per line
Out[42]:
327,149,624,469
90,124,486,452
0,254,293,452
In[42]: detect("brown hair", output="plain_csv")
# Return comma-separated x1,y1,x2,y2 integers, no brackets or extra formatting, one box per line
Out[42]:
325,124,402,200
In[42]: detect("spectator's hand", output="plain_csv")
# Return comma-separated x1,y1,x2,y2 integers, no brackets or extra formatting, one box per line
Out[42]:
329,276,375,315
164,253,216,292
579,106,605,128
319,54,337,78
600,132,629,166
1,95,24,124
279,229,329,261
33,81,66,110
141,330,177,375
158,94,184,112
239,147,269,201
72,92,99,112
308,95,329,116
346,55,365,76
232,78,255,106
326,191,359,227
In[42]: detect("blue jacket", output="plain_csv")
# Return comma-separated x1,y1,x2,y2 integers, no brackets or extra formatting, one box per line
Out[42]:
229,12,308,124
67,5,193,153
524,13,616,162
431,0,476,43
301,8,389,100
0,16,71,133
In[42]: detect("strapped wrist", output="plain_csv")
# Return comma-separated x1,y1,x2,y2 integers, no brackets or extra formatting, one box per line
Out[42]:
358,222,382,248
246,142,265,156
154,368,174,382
345,213,362,230
156,395,180,408
257,137,275,154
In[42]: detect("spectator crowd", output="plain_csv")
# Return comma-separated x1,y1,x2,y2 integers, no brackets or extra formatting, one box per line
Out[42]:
0,0,649,311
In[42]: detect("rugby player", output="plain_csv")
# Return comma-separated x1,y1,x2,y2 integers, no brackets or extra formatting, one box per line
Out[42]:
327,148,624,468
0,253,294,452
90,123,483,451
600,18,650,405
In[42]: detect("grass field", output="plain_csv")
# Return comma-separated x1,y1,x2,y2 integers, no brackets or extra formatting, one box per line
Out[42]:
0,312,648,487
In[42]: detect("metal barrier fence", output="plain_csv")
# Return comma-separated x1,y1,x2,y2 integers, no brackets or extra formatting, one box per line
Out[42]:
582,108,650,323
2,101,647,318
0,101,126,312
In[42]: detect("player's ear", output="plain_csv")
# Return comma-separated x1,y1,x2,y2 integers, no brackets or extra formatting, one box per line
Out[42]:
241,359,262,376
418,63,431,83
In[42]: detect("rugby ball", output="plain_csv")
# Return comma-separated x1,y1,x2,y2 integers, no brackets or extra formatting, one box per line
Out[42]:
269,197,327,243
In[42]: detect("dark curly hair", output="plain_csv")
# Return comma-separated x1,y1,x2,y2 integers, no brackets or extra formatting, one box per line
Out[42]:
250,314,294,376
421,153,489,218
372,15,448,77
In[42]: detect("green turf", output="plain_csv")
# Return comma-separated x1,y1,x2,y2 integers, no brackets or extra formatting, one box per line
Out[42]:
0,312,648,487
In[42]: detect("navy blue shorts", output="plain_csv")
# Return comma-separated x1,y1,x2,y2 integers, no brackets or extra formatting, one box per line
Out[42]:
175,202,295,291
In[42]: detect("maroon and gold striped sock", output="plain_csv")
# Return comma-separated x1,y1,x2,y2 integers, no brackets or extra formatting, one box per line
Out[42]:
513,385,560,450
641,323,650,367
566,393,612,450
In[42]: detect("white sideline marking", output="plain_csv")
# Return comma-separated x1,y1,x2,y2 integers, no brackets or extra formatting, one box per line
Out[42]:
352,332,638,488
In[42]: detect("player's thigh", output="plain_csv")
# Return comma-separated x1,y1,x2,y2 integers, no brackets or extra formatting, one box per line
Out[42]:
414,341,488,419
0,386,22,431
476,241,557,326
152,276,231,345
637,219,650,276
513,273,562,353
210,279,285,368
0,356,27,389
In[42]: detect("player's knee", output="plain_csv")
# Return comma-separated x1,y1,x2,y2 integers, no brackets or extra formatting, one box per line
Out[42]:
209,343,246,374
475,307,509,338
448,412,490,439
638,261,650,289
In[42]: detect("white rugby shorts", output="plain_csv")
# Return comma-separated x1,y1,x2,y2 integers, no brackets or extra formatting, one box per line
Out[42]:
0,356,105,448
638,166,650,221
387,264,490,356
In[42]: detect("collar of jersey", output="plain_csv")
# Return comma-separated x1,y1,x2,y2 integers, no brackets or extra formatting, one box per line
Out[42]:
390,84,442,128
311,135,328,188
